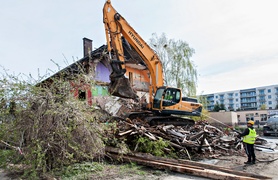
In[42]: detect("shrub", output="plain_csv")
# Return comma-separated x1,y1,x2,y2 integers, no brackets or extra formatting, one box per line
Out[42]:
0,71,105,178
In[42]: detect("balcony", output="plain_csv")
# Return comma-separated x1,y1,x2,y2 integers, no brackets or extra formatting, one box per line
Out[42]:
259,99,266,102
241,99,257,103
241,94,256,98
241,106,257,110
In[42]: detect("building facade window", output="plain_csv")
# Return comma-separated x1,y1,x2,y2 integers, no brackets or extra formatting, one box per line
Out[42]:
259,89,265,95
246,113,254,121
260,114,267,121
78,90,86,101
268,95,272,99
219,95,224,100
268,89,271,93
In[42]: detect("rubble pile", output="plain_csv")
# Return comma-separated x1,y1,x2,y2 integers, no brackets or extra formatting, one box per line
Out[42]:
113,117,244,159
94,96,272,159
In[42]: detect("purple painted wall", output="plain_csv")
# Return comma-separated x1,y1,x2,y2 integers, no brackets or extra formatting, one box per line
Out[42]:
95,62,110,82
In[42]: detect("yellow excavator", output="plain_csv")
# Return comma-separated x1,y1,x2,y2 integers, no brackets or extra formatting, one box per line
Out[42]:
103,0,202,125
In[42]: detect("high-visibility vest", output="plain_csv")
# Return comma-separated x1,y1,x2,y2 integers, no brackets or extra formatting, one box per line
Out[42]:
243,128,256,144
165,95,172,100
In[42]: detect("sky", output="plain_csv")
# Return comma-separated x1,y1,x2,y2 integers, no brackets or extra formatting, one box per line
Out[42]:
1,0,278,95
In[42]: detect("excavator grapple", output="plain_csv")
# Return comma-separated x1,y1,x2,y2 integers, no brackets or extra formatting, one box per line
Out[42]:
108,59,138,99
109,76,137,99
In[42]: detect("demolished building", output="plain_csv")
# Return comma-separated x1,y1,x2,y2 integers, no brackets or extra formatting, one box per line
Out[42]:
39,38,151,115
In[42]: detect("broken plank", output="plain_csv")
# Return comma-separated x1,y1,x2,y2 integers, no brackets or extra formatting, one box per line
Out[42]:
105,146,272,180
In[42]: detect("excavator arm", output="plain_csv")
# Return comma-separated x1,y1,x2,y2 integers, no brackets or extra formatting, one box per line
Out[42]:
103,0,163,103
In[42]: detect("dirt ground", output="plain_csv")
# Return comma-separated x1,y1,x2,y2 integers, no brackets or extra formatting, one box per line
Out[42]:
1,148,278,180
94,148,278,180
114,149,278,180
215,149,278,180
111,147,278,180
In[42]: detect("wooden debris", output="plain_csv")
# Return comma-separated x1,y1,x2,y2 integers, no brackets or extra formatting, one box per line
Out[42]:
113,118,245,158
96,97,276,179
94,96,276,159
106,146,272,180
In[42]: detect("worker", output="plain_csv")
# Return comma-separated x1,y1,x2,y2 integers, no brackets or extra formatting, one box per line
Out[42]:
165,91,173,101
238,120,257,165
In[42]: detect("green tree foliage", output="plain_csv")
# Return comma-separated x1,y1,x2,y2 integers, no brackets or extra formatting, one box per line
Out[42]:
260,104,267,110
220,103,226,111
133,136,170,157
198,94,209,110
189,94,210,121
149,33,198,96
0,69,105,177
212,102,226,112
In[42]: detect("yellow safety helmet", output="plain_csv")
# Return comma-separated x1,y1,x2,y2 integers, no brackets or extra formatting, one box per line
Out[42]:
247,120,254,125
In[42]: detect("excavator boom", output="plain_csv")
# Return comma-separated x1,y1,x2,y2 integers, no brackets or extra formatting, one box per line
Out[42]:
103,0,163,101
103,2,136,99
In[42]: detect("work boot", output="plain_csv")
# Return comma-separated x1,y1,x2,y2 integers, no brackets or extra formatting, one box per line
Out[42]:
244,161,252,165
252,161,256,164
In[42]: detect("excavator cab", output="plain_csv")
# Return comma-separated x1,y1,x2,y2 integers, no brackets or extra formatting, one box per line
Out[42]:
153,87,181,110
153,87,202,116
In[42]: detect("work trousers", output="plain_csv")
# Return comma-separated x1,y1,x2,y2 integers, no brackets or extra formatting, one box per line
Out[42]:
244,143,256,163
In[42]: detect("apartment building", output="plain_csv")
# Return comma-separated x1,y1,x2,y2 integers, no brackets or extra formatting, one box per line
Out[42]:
203,84,278,112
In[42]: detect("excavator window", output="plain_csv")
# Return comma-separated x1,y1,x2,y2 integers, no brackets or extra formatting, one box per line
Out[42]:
162,88,180,106
175,91,181,103
153,88,165,109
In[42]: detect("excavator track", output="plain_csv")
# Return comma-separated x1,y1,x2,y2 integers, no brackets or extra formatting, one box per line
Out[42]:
126,111,195,127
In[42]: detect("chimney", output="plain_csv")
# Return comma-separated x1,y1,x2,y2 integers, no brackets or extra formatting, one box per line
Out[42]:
83,37,93,57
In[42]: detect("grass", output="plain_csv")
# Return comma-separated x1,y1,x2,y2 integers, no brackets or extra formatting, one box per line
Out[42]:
0,149,21,168
0,149,168,180
52,161,166,180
